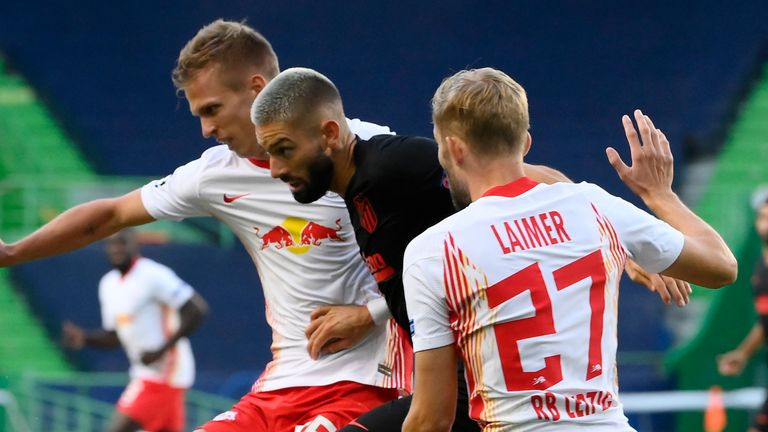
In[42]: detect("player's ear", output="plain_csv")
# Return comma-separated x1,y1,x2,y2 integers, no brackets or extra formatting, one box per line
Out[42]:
320,120,341,153
249,74,268,95
445,136,466,166
522,132,532,156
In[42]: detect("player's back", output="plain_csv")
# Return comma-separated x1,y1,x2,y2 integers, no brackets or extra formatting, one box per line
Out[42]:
406,177,682,431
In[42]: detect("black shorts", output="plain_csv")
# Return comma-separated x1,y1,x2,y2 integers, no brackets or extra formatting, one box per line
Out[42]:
340,362,480,432
753,393,768,432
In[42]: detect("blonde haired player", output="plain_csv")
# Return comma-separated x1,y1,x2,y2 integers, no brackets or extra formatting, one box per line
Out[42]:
402,68,737,431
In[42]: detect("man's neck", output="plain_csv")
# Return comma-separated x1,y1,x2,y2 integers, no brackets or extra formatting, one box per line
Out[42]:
117,256,139,275
762,245,768,265
467,157,526,201
330,131,358,197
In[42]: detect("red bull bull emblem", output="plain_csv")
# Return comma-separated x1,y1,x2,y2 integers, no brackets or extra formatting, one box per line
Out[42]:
300,219,343,245
255,217,345,254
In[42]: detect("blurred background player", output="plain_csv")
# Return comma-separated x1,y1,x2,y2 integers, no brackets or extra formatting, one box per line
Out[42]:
0,20,408,431
401,68,737,431
251,67,692,431
62,228,208,432
718,195,768,432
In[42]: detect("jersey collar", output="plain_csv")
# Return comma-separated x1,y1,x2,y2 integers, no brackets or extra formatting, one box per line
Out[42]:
119,256,141,278
481,176,539,199
248,158,270,169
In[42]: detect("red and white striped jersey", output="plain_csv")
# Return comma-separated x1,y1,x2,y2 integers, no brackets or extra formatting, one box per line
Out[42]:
404,177,684,431
99,257,195,388
140,119,411,392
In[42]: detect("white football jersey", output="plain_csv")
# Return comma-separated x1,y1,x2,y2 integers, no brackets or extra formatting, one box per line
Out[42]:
404,177,684,431
99,257,195,388
140,119,410,392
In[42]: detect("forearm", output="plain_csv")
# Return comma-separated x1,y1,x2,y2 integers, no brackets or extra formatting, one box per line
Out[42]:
84,330,121,349
402,411,452,432
644,191,737,285
3,194,152,266
737,323,764,358
403,348,457,432
162,295,208,351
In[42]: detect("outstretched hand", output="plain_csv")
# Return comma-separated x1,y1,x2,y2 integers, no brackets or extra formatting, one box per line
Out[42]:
305,304,375,360
606,109,674,201
717,350,748,376
61,321,86,350
625,260,691,307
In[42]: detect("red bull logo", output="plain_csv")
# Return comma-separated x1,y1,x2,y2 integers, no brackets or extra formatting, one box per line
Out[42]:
300,219,343,246
255,225,295,250
255,217,345,254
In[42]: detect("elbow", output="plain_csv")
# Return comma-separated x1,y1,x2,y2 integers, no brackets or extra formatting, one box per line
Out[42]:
701,254,738,289
195,300,209,325
194,294,210,319
184,294,209,328
0,242,19,267
715,255,738,288
199,298,210,319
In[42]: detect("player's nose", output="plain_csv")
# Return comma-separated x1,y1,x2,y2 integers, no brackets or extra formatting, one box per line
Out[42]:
269,159,288,179
200,118,217,138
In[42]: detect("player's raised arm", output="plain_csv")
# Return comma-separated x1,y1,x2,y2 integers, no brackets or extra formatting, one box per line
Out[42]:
0,189,154,267
606,109,737,288
527,157,693,305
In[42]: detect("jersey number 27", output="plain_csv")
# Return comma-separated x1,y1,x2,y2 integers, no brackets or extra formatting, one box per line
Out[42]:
486,250,606,391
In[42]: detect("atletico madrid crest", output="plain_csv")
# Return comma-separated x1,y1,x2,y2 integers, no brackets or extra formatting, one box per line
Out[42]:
353,194,378,233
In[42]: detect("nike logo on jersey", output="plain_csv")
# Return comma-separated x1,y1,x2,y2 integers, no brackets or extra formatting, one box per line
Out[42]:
223,193,251,203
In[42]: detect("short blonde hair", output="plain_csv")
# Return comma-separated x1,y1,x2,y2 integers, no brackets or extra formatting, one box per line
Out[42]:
432,67,529,156
172,19,279,90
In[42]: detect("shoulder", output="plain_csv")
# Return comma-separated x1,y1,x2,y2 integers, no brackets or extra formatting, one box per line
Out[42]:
523,180,606,203
99,271,118,287
361,134,437,158
357,135,439,179
98,270,119,298
135,257,174,277
346,118,395,138
160,145,240,188
154,145,236,181
195,145,241,169
404,213,459,265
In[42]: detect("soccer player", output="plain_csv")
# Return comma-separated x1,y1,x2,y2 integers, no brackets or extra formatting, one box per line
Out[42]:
718,195,768,432
62,229,208,432
400,68,737,431
250,67,692,431
0,20,409,431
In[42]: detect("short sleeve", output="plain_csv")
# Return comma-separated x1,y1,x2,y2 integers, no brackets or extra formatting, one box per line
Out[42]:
98,278,116,331
140,157,208,221
403,246,455,352
150,265,195,309
585,183,684,273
